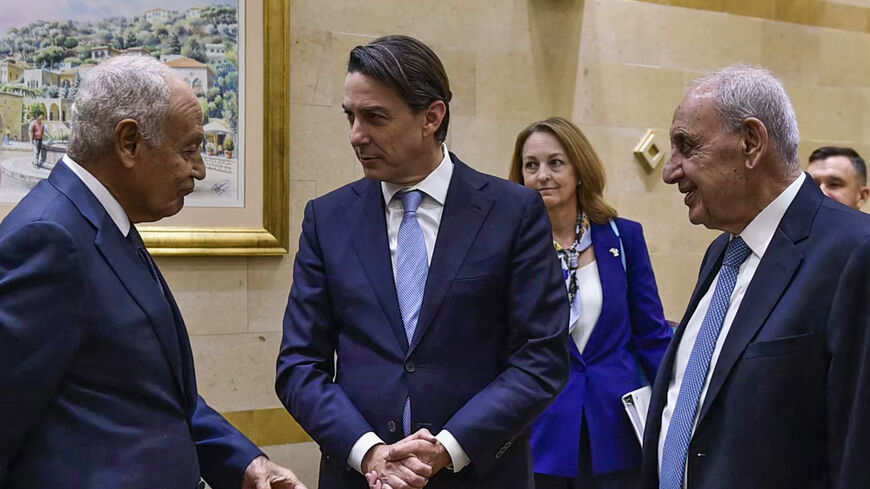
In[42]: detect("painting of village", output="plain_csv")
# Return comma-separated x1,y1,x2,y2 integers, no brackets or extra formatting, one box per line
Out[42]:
0,0,244,207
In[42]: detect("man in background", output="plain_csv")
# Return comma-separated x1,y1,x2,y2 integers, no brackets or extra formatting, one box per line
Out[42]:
29,113,47,168
0,55,307,489
276,35,569,489
643,65,870,489
807,146,868,210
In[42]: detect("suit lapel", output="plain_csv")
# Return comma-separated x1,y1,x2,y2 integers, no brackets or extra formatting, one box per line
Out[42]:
409,159,494,355
695,178,818,426
349,178,409,354
95,219,187,396
583,222,626,355
156,266,198,405
49,162,187,397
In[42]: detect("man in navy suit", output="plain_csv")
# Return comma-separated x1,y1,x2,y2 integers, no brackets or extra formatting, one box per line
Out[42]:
276,35,569,489
642,65,870,489
0,55,306,489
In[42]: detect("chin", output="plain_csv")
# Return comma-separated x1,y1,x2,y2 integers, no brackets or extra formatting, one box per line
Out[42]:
361,166,387,181
687,207,708,227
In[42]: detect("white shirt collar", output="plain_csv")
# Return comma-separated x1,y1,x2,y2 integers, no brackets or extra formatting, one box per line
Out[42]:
737,172,805,258
381,143,453,206
62,154,131,236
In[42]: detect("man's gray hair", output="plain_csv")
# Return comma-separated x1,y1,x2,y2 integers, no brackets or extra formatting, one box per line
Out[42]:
689,65,800,171
68,55,174,162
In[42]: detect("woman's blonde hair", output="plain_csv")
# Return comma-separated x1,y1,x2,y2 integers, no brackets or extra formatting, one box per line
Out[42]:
509,117,617,223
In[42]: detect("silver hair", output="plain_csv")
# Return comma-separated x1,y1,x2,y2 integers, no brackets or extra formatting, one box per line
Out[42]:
67,55,175,162
688,65,800,171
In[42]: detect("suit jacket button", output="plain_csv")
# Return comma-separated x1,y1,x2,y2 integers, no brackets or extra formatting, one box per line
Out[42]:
404,361,416,373
388,420,397,433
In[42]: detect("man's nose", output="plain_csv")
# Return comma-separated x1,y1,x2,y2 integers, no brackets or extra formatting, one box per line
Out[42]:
349,119,368,146
662,155,682,184
192,152,206,180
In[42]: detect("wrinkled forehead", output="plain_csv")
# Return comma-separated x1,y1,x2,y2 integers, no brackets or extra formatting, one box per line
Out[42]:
671,89,722,135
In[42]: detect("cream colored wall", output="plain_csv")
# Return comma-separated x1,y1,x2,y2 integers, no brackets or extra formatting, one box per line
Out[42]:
155,1,870,486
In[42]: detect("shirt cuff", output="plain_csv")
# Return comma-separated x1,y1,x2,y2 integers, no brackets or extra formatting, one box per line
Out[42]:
348,431,385,474
436,429,470,472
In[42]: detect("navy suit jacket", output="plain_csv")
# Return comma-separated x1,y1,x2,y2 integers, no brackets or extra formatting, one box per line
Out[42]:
0,162,262,489
641,176,870,489
276,155,570,488
531,218,671,477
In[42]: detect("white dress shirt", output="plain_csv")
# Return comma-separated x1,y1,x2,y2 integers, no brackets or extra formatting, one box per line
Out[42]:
570,260,603,353
62,154,131,236
348,144,471,474
658,172,805,483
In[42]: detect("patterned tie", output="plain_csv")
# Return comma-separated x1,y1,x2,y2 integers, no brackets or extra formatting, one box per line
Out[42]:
395,190,428,435
127,225,165,296
659,236,751,489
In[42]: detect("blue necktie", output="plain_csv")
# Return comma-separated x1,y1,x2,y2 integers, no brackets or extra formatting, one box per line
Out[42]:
395,190,428,436
660,236,751,489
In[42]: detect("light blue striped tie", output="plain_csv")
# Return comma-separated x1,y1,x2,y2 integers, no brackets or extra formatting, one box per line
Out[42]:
660,236,750,489
395,190,428,435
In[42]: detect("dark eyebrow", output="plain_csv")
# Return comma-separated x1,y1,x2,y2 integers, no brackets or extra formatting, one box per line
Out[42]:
360,106,389,116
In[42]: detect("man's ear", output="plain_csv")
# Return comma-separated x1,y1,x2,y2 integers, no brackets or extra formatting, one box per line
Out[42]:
741,117,768,169
858,186,870,209
115,119,141,170
421,100,446,139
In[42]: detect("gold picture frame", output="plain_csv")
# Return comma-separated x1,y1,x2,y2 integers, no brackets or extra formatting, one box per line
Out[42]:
142,0,289,256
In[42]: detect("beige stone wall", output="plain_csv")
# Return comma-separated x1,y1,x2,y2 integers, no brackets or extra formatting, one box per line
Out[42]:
158,1,870,486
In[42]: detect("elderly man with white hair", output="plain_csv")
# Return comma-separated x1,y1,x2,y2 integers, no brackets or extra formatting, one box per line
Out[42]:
642,65,870,489
0,55,307,489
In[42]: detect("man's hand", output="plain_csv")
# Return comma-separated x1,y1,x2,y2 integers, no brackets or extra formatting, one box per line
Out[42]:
242,455,308,489
361,437,434,489
387,429,451,476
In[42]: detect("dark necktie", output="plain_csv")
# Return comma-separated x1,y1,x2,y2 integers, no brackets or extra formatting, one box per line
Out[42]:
127,225,164,296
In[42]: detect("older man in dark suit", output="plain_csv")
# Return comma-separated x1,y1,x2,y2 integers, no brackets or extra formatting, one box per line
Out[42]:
0,55,306,489
642,65,870,489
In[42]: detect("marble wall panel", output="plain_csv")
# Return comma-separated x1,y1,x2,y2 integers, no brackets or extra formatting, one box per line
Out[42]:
191,332,285,412
818,28,870,87
761,20,821,83
157,257,249,335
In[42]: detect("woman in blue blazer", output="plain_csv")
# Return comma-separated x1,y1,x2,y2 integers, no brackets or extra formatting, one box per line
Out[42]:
510,117,673,489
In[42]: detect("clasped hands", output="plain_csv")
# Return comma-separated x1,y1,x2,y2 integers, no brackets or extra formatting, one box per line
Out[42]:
362,429,451,489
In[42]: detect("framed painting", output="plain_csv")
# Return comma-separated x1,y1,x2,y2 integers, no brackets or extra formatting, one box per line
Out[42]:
0,0,289,255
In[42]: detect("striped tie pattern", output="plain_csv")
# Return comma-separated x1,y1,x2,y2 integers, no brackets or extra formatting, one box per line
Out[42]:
395,190,428,436
659,236,751,489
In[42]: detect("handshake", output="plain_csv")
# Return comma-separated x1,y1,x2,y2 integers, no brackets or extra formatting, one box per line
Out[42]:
362,429,452,489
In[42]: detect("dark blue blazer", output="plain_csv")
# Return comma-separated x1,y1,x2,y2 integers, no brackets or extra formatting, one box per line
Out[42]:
276,155,570,488
641,176,870,489
0,162,262,489
530,218,671,477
